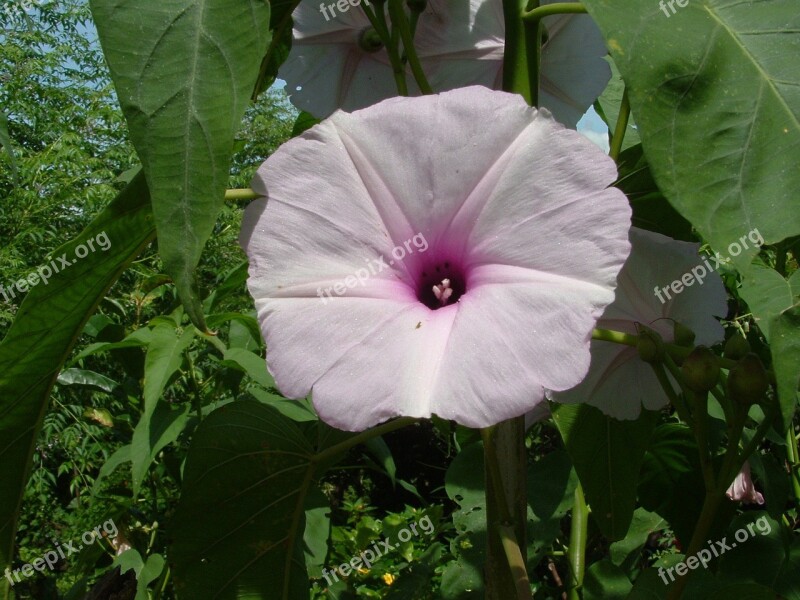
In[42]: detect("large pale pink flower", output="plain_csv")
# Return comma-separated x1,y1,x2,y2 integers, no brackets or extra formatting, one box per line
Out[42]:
726,462,765,505
551,227,727,420
240,86,631,431
416,0,611,127
279,2,419,118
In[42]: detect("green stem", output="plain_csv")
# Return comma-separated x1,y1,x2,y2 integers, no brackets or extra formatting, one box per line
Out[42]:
567,484,588,600
591,327,638,347
481,422,530,600
649,359,693,428
388,0,432,93
522,2,587,20
689,390,716,491
787,427,800,505
224,188,259,201
608,88,630,162
502,0,540,105
666,490,725,600
313,417,415,465
362,2,409,95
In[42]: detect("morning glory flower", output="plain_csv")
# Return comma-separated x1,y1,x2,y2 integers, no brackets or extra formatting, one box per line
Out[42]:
551,227,728,420
726,462,765,505
280,0,610,126
240,86,631,431
416,0,612,127
279,1,418,118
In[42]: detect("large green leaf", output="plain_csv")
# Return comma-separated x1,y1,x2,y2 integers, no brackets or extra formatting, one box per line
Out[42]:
552,404,658,540
582,0,800,268
90,0,272,329
0,173,155,588
169,400,364,599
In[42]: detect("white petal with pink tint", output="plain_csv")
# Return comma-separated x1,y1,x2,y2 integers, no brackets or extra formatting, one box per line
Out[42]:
552,227,728,419
241,87,631,431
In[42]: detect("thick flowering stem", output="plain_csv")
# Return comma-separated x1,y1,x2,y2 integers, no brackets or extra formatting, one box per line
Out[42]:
521,2,587,20
388,0,433,94
481,420,530,600
609,87,630,162
502,0,540,105
566,484,588,600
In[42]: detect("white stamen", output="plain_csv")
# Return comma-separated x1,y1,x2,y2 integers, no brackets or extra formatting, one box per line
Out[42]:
432,278,453,306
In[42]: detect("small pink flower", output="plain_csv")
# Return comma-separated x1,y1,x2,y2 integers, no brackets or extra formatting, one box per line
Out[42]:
551,228,727,419
240,87,631,431
726,462,765,505
416,0,611,126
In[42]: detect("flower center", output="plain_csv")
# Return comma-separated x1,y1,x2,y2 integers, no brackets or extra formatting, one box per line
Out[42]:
417,262,466,309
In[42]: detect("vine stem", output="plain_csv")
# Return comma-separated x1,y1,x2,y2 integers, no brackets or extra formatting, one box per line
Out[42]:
224,188,259,201
787,427,800,505
566,484,588,600
361,2,409,96
388,0,432,94
522,2,587,20
313,417,416,465
608,87,630,162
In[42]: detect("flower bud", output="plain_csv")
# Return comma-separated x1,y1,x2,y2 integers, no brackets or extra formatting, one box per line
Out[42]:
637,330,664,363
673,321,696,347
359,28,384,53
681,346,720,392
724,333,750,361
728,353,770,406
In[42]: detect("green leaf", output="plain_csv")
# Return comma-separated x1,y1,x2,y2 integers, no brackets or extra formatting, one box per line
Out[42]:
252,0,297,99
741,266,800,425
552,404,658,540
595,57,640,152
303,488,331,580
130,403,191,494
610,508,665,575
116,550,166,600
170,401,318,599
768,305,800,434
583,559,632,600
56,368,120,393
247,386,319,422
221,347,274,389
0,172,155,581
441,443,486,600
740,266,800,341
582,0,800,268
90,0,272,329
615,144,694,242
717,512,789,589
364,436,398,487
291,111,320,137
0,110,18,185
143,324,195,410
